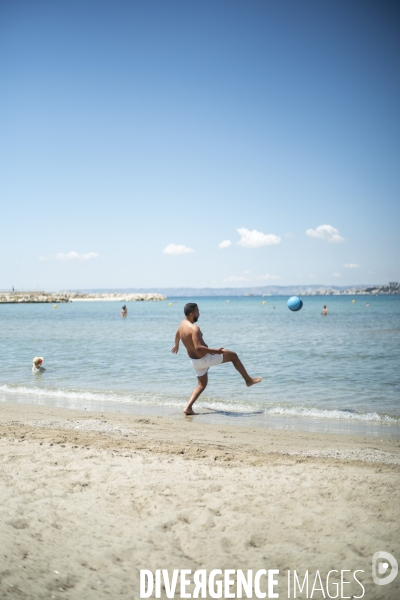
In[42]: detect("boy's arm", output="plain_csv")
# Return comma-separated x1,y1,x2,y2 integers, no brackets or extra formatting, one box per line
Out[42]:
192,327,224,357
171,329,180,354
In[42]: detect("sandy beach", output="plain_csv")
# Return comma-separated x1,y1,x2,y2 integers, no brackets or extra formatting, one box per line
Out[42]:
1,402,399,599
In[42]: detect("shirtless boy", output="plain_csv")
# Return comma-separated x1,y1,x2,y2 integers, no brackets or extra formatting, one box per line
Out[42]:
171,303,262,415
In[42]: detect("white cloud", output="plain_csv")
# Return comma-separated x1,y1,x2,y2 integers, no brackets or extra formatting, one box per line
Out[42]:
237,227,281,248
332,272,342,277
344,263,359,268
306,224,344,243
55,251,98,261
223,276,248,283
40,251,98,261
218,239,232,249
163,244,194,255
257,273,282,281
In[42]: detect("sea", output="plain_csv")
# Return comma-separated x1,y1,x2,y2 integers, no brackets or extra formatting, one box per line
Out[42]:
1,295,400,437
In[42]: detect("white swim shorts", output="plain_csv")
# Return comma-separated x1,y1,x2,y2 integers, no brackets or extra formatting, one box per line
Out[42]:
190,353,224,377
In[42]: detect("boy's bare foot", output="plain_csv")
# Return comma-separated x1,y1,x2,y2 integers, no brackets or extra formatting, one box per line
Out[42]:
246,377,262,387
183,408,197,415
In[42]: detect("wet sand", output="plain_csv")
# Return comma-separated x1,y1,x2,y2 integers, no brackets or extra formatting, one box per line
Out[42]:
1,402,399,599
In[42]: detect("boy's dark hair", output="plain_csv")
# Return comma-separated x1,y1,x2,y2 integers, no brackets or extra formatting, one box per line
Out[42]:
184,302,198,316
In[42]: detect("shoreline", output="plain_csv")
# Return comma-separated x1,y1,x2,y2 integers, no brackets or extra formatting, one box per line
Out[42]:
1,402,399,463
2,392,400,439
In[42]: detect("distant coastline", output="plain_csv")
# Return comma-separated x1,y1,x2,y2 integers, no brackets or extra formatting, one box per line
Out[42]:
1,282,398,303
60,282,400,297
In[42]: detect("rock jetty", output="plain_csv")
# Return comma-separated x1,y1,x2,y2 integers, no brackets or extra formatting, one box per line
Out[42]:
67,292,166,302
0,292,70,304
0,292,167,304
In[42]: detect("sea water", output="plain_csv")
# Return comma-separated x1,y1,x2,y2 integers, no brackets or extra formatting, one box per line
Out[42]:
1,296,399,436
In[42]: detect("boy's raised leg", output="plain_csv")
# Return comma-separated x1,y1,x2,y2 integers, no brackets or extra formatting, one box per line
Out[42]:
222,350,262,387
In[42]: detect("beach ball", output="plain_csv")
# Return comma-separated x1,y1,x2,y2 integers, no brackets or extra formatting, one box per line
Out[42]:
287,296,303,312
168,302,172,306
262,300,266,304
53,304,57,308
352,299,356,303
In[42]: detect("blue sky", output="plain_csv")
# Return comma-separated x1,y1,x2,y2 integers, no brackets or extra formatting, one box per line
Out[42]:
1,0,399,290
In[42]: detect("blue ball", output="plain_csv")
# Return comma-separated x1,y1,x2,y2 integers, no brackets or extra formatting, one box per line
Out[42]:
287,296,303,312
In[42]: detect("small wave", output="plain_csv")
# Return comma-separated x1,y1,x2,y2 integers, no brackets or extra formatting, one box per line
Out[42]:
0,383,398,424
0,383,182,407
266,405,398,423
0,383,135,403
203,400,399,423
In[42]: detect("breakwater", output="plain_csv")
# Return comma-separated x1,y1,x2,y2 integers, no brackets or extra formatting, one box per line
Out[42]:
0,292,167,304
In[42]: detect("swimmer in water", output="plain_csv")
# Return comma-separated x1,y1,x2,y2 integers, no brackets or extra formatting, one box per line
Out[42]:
121,305,127,317
322,305,328,315
32,357,46,372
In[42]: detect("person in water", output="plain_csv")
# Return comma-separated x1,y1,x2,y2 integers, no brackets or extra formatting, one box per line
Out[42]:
32,357,45,372
171,303,262,415
322,305,328,315
121,305,127,317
